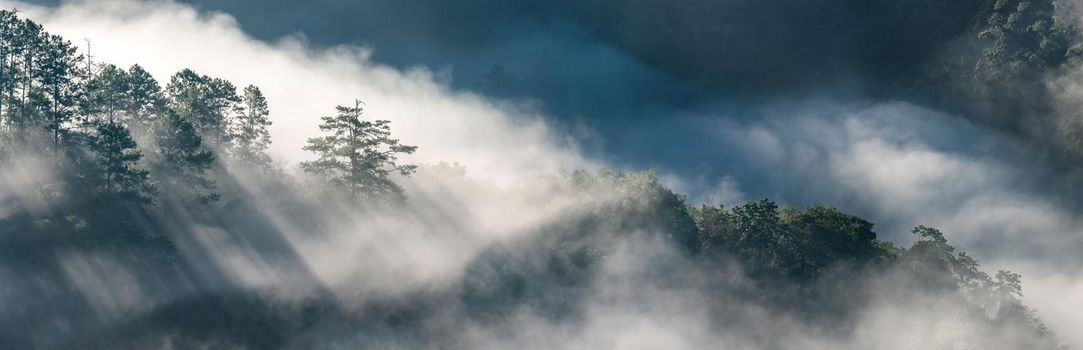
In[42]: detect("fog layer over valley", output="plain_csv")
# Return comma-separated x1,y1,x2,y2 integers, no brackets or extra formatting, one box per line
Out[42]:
2,1,1083,349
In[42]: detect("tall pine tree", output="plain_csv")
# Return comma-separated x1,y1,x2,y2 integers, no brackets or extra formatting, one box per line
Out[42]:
233,85,272,166
152,110,218,203
39,33,84,156
0,10,18,128
83,64,130,123
4,16,45,141
302,100,416,199
83,64,165,137
88,121,156,205
125,64,166,131
165,69,240,150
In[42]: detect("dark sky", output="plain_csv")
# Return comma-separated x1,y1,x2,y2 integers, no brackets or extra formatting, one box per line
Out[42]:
171,0,984,96
147,0,987,166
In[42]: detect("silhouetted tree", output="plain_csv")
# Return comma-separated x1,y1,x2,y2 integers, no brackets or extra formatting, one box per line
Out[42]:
302,99,416,199
84,64,130,122
38,33,84,155
778,205,880,279
233,85,272,166
85,63,166,138
166,69,240,149
153,110,218,203
88,121,155,205
125,64,167,129
0,10,18,127
731,199,786,273
6,16,44,132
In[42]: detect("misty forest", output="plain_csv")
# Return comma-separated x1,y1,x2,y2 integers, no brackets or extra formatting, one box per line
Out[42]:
2,0,1083,349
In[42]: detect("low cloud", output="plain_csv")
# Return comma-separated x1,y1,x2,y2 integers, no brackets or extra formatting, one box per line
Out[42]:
2,0,1082,348
8,0,592,182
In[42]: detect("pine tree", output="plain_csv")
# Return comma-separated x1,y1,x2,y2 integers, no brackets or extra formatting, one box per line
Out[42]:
83,64,130,123
302,99,417,199
125,64,166,130
0,10,18,128
0,14,84,154
83,64,165,136
6,17,45,137
233,84,272,166
153,110,218,203
88,121,155,205
165,69,240,150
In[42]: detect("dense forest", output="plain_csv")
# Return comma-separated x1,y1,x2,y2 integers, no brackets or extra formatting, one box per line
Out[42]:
0,4,1075,349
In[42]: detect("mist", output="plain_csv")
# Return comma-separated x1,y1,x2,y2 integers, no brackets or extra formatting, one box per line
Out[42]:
1,0,1082,348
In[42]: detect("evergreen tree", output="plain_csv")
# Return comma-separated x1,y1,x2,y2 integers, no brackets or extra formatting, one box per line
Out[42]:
125,64,166,130
165,69,240,149
153,110,218,203
302,99,417,199
87,121,155,205
38,33,85,155
0,13,84,154
83,64,130,123
83,64,165,135
233,84,272,166
0,10,18,127
5,16,45,136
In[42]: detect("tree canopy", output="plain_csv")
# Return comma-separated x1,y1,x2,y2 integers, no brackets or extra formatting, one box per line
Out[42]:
301,99,417,200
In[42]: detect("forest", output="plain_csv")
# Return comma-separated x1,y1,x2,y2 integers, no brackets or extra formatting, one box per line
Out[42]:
0,2,1079,349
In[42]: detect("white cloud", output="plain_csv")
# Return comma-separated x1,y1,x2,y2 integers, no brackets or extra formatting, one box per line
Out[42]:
710,102,1083,345
5,0,592,183
3,0,1082,347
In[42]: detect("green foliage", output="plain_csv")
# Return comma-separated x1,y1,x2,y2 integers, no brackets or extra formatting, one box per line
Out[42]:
0,13,46,132
152,110,218,203
689,203,732,251
83,64,130,122
0,10,85,153
976,0,1078,82
232,85,272,166
562,169,700,252
83,64,166,132
779,205,882,278
900,225,1020,302
37,33,85,153
302,99,417,200
87,121,156,205
126,65,167,126
898,225,1056,343
0,10,17,125
730,199,786,272
166,69,241,149
691,201,890,279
